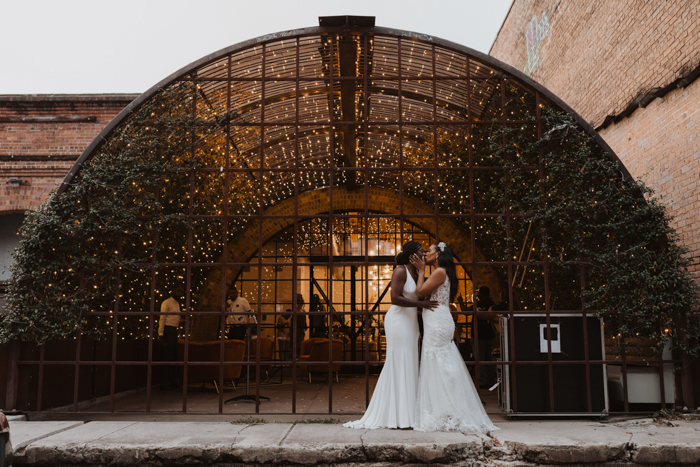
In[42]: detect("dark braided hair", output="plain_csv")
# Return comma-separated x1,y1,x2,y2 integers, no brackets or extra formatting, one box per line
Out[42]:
395,241,422,265
435,242,459,302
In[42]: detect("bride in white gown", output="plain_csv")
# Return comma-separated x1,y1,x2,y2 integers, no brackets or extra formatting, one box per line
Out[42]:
344,241,438,429
410,242,499,433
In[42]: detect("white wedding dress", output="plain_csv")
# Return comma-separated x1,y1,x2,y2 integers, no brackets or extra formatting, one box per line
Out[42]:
414,276,499,433
344,266,420,429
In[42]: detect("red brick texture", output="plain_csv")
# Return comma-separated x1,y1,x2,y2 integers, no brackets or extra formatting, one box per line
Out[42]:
601,78,700,280
491,0,700,128
491,0,700,282
0,95,138,214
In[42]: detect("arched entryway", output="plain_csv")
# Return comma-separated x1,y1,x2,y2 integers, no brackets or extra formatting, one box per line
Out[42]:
7,17,688,417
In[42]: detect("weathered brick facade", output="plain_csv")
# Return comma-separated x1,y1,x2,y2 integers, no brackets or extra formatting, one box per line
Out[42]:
0,95,138,214
491,0,700,282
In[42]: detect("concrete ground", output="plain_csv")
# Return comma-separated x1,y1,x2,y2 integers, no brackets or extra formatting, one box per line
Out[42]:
8,417,700,466
36,374,504,419
7,374,700,465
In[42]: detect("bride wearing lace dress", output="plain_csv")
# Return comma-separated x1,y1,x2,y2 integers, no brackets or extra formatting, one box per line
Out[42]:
344,241,438,429
410,242,499,433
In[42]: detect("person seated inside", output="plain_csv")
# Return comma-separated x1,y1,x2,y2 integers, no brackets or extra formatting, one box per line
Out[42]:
226,286,255,341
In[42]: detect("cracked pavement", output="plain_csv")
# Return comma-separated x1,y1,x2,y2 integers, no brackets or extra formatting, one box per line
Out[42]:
7,418,700,465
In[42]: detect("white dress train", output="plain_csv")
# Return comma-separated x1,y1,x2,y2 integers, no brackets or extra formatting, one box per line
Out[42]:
344,266,420,429
414,276,499,433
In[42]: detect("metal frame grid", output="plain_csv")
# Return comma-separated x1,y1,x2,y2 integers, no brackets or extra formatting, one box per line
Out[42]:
13,26,682,416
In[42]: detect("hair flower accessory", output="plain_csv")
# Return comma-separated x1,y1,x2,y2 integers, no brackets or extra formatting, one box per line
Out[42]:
437,242,446,252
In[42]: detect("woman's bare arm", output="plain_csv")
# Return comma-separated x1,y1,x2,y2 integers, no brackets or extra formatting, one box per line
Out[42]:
390,266,439,309
415,268,447,299
409,254,447,299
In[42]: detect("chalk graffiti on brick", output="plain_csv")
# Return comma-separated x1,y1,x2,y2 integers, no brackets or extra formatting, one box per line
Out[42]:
524,13,549,75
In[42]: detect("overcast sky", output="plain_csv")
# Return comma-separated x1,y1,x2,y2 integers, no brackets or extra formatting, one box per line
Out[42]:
1,0,513,94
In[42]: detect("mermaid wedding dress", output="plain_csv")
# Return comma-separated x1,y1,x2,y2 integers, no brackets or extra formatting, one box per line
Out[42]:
344,266,420,429
414,276,499,433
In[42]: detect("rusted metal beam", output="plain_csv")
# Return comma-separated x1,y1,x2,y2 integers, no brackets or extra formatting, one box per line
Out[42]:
4,341,19,410
338,39,358,189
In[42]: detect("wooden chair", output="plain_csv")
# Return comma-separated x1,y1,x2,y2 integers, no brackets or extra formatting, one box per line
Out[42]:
247,336,275,361
176,339,246,393
298,338,344,382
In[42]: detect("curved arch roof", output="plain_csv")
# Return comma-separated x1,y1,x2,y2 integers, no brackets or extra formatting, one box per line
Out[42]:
60,23,630,196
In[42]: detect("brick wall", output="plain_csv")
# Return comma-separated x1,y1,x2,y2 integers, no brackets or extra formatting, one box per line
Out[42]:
601,78,700,280
491,0,700,282
0,95,138,214
491,0,700,128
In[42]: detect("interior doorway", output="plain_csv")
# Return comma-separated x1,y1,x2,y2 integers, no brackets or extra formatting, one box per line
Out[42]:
234,214,475,369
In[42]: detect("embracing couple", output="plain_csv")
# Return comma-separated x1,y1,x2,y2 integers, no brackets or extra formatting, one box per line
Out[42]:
344,241,498,433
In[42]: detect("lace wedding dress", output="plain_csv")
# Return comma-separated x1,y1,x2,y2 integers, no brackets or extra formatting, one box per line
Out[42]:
414,276,499,433
344,266,420,429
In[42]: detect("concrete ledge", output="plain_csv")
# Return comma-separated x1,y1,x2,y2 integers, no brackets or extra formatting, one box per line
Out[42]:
10,419,700,466
9,421,85,449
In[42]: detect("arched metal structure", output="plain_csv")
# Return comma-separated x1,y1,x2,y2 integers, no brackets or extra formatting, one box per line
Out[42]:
61,22,629,190
19,19,657,417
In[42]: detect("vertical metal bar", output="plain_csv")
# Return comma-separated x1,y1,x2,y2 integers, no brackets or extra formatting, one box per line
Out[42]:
291,36,301,415
219,53,233,415
557,86,594,414
579,263,593,412
146,266,156,412
395,40,404,315
292,37,301,413
73,272,85,412
362,33,370,414
327,217,333,414
432,44,439,241
183,80,197,413
658,349,667,409
109,236,123,412
526,83,554,413
4,340,19,410
680,340,695,410
72,331,81,411
619,313,630,412
255,43,267,414
330,34,348,414
501,82,514,415
36,344,45,412
471,63,483,391
147,108,163,412
328,32,340,414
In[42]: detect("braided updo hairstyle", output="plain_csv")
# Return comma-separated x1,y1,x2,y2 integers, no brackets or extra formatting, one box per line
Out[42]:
395,241,422,265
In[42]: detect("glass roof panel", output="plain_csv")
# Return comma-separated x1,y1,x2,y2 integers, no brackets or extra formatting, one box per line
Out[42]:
265,39,297,79
369,36,399,78
298,81,330,123
299,36,326,78
196,56,229,79
401,40,433,78
230,45,263,78
434,45,467,78
436,79,469,121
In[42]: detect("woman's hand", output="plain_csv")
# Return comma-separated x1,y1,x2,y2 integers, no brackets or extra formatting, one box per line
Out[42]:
420,299,440,311
409,253,426,273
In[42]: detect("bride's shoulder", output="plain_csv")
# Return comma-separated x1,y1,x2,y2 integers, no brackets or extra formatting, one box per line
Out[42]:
392,265,407,279
431,267,447,279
